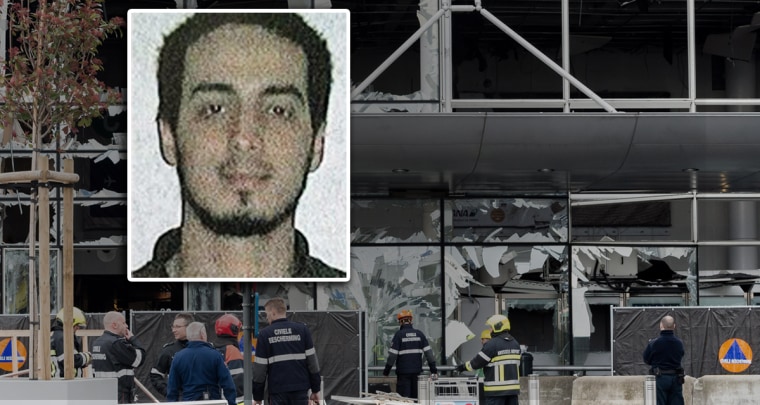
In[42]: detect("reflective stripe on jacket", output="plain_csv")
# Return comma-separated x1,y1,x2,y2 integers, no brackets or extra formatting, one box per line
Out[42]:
91,331,145,396
252,318,321,400
385,324,438,375
465,331,521,397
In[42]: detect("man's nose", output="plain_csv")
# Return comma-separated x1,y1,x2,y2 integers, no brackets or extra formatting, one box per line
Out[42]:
231,110,263,150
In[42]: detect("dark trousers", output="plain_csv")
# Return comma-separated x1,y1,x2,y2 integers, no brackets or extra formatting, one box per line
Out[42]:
268,390,309,405
485,396,519,405
396,373,420,398
656,374,684,405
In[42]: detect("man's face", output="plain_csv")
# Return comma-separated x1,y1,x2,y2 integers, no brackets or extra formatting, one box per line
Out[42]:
113,315,128,337
172,319,189,340
163,23,323,237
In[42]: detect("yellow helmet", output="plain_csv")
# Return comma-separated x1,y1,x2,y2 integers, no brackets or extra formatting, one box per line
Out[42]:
56,307,87,328
480,329,492,340
485,314,510,334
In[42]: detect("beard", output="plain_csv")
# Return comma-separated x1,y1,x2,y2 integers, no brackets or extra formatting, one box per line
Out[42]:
178,170,308,238
173,136,316,238
186,189,299,237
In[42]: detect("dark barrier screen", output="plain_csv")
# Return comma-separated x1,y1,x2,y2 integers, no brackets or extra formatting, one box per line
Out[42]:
613,307,758,377
132,310,362,403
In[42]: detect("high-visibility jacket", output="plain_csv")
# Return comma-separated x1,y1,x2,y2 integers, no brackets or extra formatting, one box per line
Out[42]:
50,322,90,378
215,337,245,402
464,331,521,397
91,331,145,400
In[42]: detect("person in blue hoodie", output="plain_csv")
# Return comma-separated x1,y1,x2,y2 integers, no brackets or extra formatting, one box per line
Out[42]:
166,322,236,405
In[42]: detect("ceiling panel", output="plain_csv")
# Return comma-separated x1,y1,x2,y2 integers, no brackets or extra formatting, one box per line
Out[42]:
351,112,760,195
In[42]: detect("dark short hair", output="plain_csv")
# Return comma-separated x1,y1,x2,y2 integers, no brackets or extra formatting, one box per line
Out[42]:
157,13,332,136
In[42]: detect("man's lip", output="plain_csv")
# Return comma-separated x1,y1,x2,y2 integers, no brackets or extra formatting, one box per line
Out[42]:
223,172,271,188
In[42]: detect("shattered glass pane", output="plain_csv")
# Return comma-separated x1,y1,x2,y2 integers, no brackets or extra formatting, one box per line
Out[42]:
318,246,442,369
351,199,441,243
445,198,567,243
184,283,220,311
3,248,60,314
446,244,569,291
572,245,696,295
697,245,758,305
219,282,315,311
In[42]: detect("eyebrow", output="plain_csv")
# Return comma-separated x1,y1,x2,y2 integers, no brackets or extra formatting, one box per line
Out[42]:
190,83,305,105
190,82,234,97
262,85,306,105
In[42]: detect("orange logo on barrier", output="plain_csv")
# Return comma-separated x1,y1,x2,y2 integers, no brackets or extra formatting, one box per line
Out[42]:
719,338,752,373
0,337,27,372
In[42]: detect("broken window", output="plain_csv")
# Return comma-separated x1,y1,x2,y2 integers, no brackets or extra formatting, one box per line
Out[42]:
319,246,443,370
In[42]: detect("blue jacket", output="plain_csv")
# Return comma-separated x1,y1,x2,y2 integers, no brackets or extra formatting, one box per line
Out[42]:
252,318,321,400
643,330,684,372
166,341,237,405
384,324,438,375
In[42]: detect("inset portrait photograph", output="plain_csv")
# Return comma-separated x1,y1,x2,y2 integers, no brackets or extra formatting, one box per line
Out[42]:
127,10,349,281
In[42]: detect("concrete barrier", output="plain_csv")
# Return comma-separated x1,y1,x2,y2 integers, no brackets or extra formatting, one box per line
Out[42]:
571,375,696,405
0,379,117,404
513,373,760,405
572,375,648,405
519,375,575,405
691,375,760,405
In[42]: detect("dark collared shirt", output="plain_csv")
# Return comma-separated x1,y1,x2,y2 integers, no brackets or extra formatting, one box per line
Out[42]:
131,228,344,278
643,329,684,371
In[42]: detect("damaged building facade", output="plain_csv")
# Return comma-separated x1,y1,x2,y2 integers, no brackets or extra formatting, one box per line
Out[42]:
0,0,758,386
344,0,760,376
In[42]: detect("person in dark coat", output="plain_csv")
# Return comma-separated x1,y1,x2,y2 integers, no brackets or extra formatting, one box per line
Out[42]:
91,311,146,404
253,297,322,405
643,315,685,405
150,312,194,398
383,309,438,399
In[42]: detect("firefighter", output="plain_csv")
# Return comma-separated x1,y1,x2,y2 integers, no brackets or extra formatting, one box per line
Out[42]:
214,313,245,403
50,307,91,377
383,309,438,399
456,314,521,405
92,311,146,404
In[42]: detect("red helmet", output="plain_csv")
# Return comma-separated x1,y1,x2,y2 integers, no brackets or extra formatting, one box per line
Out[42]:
215,314,242,337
